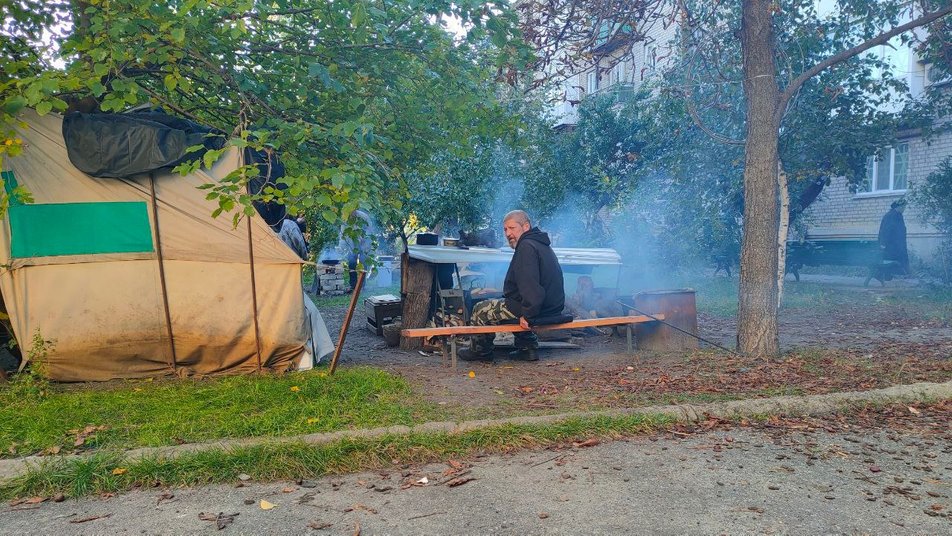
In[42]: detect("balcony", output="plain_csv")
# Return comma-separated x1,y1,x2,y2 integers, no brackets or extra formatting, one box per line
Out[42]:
593,21,634,55
551,100,579,131
591,82,638,104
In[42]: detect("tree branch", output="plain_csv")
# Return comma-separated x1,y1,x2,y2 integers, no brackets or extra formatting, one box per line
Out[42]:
776,5,952,124
679,6,745,147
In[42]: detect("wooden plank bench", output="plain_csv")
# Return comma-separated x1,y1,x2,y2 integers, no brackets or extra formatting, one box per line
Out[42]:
401,314,664,369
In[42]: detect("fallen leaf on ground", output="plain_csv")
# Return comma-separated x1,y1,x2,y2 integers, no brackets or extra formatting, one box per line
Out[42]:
260,499,275,510
199,512,239,530
908,406,921,415
573,438,600,448
111,467,127,475
468,371,475,378
282,487,297,493
445,476,475,487
308,521,333,530
416,477,429,485
69,514,112,524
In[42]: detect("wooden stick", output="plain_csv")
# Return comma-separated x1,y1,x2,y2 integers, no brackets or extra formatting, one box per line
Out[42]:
328,270,366,375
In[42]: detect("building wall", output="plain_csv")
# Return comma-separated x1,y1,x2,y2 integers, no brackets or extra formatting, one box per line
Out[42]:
802,129,950,263
549,16,678,128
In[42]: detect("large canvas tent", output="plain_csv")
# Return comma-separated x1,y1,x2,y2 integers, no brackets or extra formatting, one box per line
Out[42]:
0,110,332,381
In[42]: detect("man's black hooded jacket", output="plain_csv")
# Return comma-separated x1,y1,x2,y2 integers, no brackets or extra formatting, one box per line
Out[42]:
503,227,565,319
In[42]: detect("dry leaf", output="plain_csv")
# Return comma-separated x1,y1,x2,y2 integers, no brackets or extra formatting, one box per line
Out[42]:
290,386,301,392
416,477,429,485
112,467,127,475
445,476,475,487
199,512,238,530
467,371,475,378
69,514,112,524
907,406,921,415
573,438,600,448
260,499,276,510
282,487,297,493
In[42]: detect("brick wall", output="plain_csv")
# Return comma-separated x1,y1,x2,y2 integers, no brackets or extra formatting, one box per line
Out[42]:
803,130,951,262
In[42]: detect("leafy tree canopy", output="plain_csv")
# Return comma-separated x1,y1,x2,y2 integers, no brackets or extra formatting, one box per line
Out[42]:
1,0,530,226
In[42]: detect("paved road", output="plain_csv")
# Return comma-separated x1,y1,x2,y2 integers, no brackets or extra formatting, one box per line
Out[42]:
1,425,949,535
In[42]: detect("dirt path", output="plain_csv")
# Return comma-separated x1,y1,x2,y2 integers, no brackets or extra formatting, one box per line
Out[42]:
319,279,951,414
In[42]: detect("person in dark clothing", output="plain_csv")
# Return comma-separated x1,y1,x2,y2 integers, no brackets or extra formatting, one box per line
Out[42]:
878,198,909,274
459,210,565,362
277,216,309,260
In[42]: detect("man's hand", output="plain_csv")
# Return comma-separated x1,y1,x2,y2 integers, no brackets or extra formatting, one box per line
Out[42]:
519,316,529,329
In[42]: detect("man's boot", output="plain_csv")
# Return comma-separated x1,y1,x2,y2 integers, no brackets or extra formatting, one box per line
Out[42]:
508,347,539,361
458,346,493,362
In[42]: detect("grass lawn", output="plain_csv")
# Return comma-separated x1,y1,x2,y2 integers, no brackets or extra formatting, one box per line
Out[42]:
1,413,669,500
0,367,435,459
652,274,952,321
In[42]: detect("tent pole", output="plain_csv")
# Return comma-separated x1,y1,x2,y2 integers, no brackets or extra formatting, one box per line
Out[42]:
242,146,265,372
149,173,178,372
247,216,264,371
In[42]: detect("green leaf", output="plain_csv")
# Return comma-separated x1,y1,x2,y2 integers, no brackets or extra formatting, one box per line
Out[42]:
203,150,220,169
321,209,337,223
170,28,185,43
35,101,52,116
163,74,178,92
2,96,27,115
351,3,366,27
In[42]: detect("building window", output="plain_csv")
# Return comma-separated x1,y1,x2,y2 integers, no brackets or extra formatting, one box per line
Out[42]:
861,143,908,193
587,70,599,92
645,45,657,73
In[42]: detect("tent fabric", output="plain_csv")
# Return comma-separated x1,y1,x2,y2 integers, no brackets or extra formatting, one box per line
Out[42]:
0,110,330,381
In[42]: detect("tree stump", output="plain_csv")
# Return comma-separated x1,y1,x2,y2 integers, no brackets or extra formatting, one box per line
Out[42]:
400,254,434,350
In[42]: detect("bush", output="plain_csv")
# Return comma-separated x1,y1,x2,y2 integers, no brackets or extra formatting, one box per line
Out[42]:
911,156,952,283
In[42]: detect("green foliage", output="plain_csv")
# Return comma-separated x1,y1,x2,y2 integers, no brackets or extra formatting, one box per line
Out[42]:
0,0,529,231
6,331,52,401
910,157,952,282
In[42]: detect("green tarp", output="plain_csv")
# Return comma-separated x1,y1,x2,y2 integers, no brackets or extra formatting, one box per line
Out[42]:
8,199,154,258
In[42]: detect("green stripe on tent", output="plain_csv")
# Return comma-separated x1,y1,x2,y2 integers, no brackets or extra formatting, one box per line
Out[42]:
9,201,154,258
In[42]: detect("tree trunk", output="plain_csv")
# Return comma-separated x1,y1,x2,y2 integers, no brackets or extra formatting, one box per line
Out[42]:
777,163,790,309
737,0,781,356
399,254,434,350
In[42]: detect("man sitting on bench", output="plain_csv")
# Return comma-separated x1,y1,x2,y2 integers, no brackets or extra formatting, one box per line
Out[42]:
459,210,566,362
